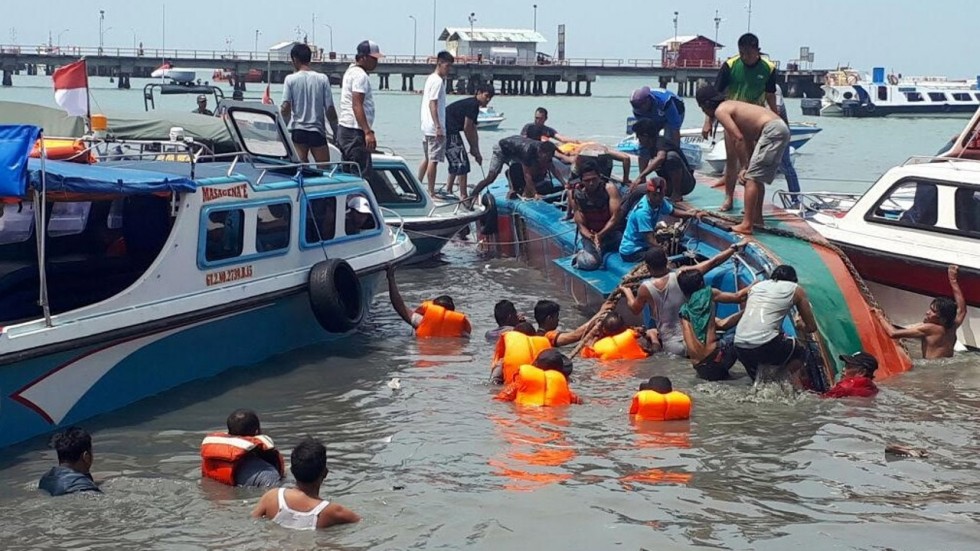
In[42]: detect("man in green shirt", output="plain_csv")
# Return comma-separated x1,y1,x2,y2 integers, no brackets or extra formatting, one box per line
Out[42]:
702,33,779,211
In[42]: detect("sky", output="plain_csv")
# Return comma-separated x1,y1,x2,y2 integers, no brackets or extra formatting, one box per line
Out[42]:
5,0,980,77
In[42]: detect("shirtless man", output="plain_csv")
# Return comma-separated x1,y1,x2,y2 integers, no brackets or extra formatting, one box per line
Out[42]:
875,264,966,358
695,85,790,232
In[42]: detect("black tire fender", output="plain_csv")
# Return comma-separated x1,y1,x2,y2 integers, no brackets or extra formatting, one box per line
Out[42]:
479,193,498,235
308,259,364,332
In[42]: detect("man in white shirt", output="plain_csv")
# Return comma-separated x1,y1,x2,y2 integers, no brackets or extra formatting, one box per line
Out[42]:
417,51,455,197
337,40,383,178
280,43,338,164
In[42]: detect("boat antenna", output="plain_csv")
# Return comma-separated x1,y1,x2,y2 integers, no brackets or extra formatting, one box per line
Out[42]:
746,0,752,32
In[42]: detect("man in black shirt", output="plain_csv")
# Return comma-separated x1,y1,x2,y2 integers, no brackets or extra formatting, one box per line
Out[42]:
469,135,566,200
520,107,576,144
444,85,494,200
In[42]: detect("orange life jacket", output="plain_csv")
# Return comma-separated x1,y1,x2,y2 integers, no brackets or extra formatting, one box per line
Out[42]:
493,331,553,383
415,301,471,338
515,364,573,407
583,329,648,360
200,433,285,486
30,138,95,164
629,390,692,421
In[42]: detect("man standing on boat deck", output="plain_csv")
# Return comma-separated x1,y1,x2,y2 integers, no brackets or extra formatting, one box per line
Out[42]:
629,86,685,164
875,264,966,359
702,33,778,211
445,85,494,200
418,51,455,198
337,40,383,178
281,43,338,165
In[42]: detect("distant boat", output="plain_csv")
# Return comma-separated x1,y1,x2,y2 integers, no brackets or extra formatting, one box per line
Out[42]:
150,63,196,84
821,67,980,118
477,106,505,130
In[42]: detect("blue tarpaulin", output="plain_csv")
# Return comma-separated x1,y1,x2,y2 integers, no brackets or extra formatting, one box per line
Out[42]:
0,125,42,197
27,158,197,196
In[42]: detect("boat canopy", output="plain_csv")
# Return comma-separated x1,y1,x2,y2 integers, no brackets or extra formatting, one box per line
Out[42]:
25,158,197,197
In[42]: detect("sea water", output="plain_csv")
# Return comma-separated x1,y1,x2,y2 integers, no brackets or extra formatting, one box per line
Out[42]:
0,75,977,550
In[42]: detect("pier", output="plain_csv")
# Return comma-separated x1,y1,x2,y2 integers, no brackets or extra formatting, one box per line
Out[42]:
0,45,828,97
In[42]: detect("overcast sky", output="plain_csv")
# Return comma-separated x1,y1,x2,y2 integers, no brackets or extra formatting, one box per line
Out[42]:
6,0,979,77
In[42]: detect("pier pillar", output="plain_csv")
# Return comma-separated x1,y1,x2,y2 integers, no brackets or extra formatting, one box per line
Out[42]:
659,76,670,89
117,74,131,89
584,80,592,97
44,64,53,76
565,81,572,95
575,81,581,96
401,75,406,91
2,70,12,86
408,75,414,91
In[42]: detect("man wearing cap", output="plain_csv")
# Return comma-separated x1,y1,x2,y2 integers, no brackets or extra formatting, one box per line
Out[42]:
494,349,582,406
629,86,685,154
619,176,703,263
344,195,376,235
418,51,455,197
192,95,214,116
337,40,383,178
630,118,697,201
823,352,879,398
281,43,338,165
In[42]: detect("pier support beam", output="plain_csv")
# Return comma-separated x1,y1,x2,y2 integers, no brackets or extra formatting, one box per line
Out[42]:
584,80,591,97
2,70,12,87
575,81,581,96
117,74,131,89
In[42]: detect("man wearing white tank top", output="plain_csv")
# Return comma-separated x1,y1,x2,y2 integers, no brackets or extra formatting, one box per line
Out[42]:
251,438,360,531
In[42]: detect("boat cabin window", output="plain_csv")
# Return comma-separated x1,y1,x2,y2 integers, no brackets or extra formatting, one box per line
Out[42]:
952,92,973,101
975,93,980,101
869,181,936,226
256,202,291,252
343,193,378,236
927,92,948,102
0,203,36,245
205,209,245,261
905,92,924,102
954,188,980,234
304,196,337,244
877,87,888,101
228,110,289,159
367,168,422,205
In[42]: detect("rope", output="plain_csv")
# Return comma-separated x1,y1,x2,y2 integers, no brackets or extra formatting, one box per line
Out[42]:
406,225,578,246
568,262,651,359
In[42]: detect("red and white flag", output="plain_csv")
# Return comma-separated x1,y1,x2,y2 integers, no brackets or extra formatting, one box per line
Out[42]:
261,83,274,105
52,59,89,117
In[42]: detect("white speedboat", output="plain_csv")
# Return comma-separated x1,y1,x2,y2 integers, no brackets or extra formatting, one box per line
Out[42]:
0,101,414,448
821,68,980,118
150,63,197,84
781,108,980,350
477,106,505,130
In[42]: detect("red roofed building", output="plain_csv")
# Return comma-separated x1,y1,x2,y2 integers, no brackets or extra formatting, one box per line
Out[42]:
656,35,722,68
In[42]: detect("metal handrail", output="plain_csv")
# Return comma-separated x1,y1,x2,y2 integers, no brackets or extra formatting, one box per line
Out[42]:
902,155,980,168
378,206,407,241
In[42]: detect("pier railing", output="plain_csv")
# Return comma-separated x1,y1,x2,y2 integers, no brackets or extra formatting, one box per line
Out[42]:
0,44,722,69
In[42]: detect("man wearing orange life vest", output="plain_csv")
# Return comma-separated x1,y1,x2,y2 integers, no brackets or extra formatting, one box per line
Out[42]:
387,268,472,338
582,312,657,360
491,322,552,384
495,349,583,406
201,409,285,487
629,376,692,421
485,299,524,344
534,299,597,348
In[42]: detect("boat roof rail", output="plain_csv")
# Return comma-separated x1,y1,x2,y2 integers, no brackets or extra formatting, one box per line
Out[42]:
902,155,980,169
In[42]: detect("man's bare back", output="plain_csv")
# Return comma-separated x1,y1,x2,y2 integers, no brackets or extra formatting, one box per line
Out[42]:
713,101,781,144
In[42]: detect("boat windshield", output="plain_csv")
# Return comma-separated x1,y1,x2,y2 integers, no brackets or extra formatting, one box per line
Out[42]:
226,109,290,159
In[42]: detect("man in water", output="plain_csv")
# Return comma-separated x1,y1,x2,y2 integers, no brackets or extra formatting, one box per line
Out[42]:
676,269,742,381
696,85,790,234
418,51,455,197
521,107,577,144
192,95,214,116
387,268,472,337
619,240,745,356
629,86,685,153
732,264,819,387
486,299,523,343
875,264,966,358
281,43,338,164
337,40,383,178
571,159,622,271
494,349,583,405
535,299,609,347
201,409,284,487
251,438,360,530
619,176,703,263
39,426,101,496
445,85,494,200
823,351,879,398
